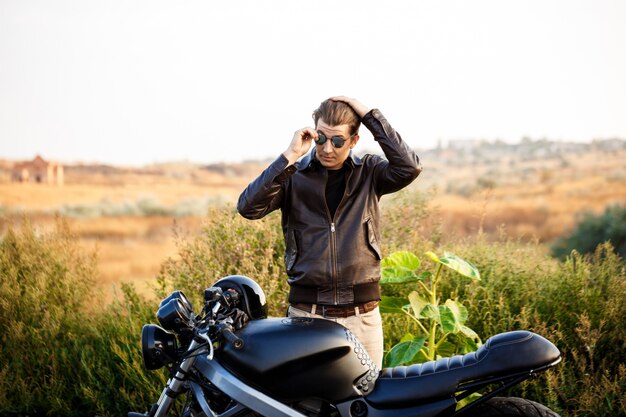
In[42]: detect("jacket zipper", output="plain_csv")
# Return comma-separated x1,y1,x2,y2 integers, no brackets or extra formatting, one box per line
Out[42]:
330,221,338,304
322,169,339,305
325,166,352,305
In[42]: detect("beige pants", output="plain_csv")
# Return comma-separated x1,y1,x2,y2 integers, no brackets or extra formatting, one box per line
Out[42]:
287,305,384,370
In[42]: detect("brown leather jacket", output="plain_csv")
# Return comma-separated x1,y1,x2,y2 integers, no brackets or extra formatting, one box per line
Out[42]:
237,109,421,305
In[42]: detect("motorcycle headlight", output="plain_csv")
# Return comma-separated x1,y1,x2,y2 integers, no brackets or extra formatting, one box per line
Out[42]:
157,299,193,334
157,291,193,334
141,324,179,370
159,290,193,313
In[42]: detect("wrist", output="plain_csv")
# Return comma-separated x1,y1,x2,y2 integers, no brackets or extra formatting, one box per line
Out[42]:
347,100,369,118
355,105,371,118
282,150,299,166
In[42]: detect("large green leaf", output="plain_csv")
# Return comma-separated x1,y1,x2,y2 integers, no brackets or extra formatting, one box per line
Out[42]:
382,251,421,270
435,340,457,358
439,304,457,333
399,332,415,343
460,334,482,354
425,251,481,281
408,291,429,318
419,271,432,281
412,349,430,364
421,304,440,321
459,325,480,341
379,296,409,314
384,336,427,367
380,252,421,284
439,300,469,333
447,299,468,325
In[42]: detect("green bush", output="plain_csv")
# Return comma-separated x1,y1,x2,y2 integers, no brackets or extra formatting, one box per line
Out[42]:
0,218,162,416
156,206,289,317
552,204,626,259
1,197,625,416
389,238,625,416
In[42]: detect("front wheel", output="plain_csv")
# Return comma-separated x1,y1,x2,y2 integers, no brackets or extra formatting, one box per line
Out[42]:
463,397,560,417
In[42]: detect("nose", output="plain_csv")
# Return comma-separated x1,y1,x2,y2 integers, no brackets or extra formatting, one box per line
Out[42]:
321,139,334,154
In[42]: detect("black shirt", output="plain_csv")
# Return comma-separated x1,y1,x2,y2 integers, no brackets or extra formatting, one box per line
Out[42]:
325,165,347,219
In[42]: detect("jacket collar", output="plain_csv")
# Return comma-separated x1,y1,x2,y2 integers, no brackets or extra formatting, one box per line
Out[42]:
297,148,363,172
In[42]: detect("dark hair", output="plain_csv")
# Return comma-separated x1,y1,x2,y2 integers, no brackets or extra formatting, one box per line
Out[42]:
312,99,361,136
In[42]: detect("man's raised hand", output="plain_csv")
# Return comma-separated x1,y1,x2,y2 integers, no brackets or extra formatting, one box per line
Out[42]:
329,96,371,118
283,127,317,166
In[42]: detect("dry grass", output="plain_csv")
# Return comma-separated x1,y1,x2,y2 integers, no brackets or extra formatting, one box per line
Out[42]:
0,182,243,211
431,173,626,241
75,216,204,303
0,163,255,302
1,147,624,303
0,214,204,303
425,148,626,242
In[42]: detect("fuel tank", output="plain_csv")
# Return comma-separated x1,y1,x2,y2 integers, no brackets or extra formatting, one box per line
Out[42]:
217,317,378,403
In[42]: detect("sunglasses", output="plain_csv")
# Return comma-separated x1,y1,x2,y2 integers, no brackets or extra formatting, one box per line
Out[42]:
314,132,356,149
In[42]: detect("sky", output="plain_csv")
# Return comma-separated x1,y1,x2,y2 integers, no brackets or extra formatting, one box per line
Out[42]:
1,0,625,166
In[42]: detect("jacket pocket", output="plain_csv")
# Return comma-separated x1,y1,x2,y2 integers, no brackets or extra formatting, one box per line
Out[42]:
284,228,299,271
365,217,382,260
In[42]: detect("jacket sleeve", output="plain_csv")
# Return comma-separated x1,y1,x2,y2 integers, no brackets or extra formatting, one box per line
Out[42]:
237,154,296,219
362,109,422,196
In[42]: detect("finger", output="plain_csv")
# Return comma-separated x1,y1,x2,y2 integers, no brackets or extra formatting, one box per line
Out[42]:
301,127,317,140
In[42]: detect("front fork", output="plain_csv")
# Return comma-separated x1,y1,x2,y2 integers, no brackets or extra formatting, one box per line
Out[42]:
130,310,219,417
152,337,210,417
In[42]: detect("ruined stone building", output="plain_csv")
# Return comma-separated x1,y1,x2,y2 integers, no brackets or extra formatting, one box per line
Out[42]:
12,155,64,185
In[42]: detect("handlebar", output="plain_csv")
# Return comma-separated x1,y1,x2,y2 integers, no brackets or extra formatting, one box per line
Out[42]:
220,323,245,350
222,288,240,306
202,286,245,349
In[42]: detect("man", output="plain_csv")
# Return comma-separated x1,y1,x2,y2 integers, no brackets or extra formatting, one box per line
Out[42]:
237,96,421,368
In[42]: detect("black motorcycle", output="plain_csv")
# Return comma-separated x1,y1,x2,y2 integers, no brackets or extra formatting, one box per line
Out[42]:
129,275,562,417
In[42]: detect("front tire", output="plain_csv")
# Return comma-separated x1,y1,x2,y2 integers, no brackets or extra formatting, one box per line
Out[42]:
463,397,560,417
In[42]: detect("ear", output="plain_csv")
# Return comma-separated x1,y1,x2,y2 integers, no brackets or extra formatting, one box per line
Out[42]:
350,135,360,149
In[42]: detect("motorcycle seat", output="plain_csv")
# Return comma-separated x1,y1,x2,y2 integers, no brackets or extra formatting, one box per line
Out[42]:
366,331,560,407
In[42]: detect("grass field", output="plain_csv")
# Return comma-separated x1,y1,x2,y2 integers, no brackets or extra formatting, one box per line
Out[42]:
1,145,625,416
1,147,625,302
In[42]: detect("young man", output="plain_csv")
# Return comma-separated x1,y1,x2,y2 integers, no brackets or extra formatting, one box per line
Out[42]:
237,96,421,368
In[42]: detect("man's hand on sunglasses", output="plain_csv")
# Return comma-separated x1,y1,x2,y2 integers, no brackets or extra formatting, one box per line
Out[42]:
283,127,317,166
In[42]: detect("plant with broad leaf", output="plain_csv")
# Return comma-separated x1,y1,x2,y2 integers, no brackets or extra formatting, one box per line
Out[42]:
380,251,482,367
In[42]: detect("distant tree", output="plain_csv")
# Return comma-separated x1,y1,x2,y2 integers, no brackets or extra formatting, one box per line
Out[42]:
552,204,626,259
